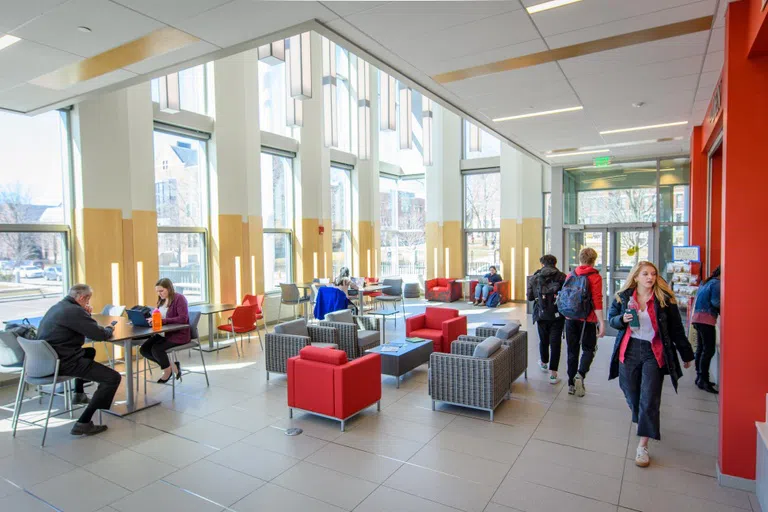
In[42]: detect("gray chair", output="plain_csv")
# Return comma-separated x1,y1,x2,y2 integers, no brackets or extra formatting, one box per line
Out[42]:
12,337,80,446
0,331,24,415
473,322,528,382
373,278,405,326
264,318,339,379
320,309,381,360
279,283,310,321
144,310,208,399
429,339,511,421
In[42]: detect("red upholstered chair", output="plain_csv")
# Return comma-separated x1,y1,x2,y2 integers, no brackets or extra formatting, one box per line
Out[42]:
287,346,381,431
425,278,462,302
405,307,467,353
469,280,511,304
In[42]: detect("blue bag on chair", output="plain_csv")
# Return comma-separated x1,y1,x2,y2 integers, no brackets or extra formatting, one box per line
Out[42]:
486,292,501,308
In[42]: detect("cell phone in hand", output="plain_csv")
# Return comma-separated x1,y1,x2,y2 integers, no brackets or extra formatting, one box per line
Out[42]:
628,309,640,328
110,320,118,327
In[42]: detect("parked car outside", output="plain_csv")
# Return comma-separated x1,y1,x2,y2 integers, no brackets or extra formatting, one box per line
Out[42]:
15,265,44,279
45,266,63,281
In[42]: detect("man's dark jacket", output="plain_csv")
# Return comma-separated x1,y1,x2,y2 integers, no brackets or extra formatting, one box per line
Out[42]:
37,296,113,365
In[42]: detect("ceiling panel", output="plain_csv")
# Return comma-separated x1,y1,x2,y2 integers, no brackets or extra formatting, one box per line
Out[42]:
317,1,390,18
112,0,235,25
176,0,336,48
443,62,565,99
525,0,702,37
471,83,579,116
341,1,522,49
0,0,68,33
12,0,165,58
544,1,717,49
0,39,81,93
708,27,725,52
390,9,540,67
420,37,547,76
702,50,723,72
123,40,220,75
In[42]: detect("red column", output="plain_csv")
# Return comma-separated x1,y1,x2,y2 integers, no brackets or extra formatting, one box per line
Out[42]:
688,126,707,269
719,0,768,481
709,150,722,270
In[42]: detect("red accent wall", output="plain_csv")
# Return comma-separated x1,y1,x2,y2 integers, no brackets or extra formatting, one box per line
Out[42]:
719,0,768,481
747,0,768,56
709,149,722,271
689,126,707,270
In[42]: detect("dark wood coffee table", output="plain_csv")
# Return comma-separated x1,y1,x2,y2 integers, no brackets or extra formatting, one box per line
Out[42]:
366,339,432,388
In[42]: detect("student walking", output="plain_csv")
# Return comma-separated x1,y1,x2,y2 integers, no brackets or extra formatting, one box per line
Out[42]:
557,247,606,397
608,261,694,468
527,254,566,385
692,266,720,394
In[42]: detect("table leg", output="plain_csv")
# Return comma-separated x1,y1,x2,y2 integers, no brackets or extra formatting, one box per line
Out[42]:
380,318,386,345
124,340,134,409
105,340,161,417
208,314,215,350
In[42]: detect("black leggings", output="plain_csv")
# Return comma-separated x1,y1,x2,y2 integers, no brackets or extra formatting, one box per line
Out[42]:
139,334,177,370
694,323,717,384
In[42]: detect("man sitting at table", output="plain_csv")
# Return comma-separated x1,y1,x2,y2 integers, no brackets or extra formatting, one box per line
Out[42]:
37,284,121,436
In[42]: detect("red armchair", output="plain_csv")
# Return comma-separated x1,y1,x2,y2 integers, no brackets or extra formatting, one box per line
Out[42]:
405,307,468,353
469,280,510,304
287,346,381,431
425,278,462,302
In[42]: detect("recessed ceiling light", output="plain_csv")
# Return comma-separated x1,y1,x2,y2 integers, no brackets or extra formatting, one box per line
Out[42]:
599,121,688,135
526,0,583,14
0,34,20,51
549,136,685,153
546,149,609,158
77,26,92,33
493,105,583,122
632,102,645,108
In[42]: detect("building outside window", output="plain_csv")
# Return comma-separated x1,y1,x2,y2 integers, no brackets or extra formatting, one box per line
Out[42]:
331,165,352,275
379,175,426,283
151,64,208,115
463,170,501,275
261,151,294,291
463,120,501,160
0,110,71,319
154,129,209,303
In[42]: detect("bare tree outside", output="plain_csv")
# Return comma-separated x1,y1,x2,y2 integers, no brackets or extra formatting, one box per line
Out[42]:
0,184,40,269
464,173,500,275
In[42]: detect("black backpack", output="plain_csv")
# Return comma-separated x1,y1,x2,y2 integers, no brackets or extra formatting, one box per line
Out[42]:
4,318,38,341
129,306,152,318
534,273,563,322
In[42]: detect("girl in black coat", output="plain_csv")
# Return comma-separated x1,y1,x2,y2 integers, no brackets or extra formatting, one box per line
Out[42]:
607,261,694,468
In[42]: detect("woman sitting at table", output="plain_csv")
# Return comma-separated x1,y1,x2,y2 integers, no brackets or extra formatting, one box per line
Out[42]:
139,278,190,383
333,266,359,314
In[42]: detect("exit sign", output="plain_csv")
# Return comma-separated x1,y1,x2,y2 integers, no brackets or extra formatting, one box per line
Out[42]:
593,156,613,167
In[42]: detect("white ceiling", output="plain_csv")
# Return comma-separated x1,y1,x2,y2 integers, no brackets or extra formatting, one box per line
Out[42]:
0,0,729,165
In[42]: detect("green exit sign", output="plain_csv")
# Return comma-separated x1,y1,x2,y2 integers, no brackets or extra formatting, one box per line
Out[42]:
593,156,613,167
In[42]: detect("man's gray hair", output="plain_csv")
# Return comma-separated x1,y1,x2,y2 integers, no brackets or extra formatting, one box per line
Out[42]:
68,284,93,299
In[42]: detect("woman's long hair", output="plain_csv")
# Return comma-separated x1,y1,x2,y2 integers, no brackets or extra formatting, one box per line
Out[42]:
156,278,176,308
615,261,676,308
334,267,350,287
703,265,721,284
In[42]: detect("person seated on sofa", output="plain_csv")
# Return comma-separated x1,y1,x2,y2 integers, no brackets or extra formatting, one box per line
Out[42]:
473,266,503,306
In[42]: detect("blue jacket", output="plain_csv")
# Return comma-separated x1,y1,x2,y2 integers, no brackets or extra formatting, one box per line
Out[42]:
694,277,720,317
313,287,350,320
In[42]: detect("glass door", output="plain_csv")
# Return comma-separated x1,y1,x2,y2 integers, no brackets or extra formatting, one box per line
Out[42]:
564,227,608,306
608,228,653,298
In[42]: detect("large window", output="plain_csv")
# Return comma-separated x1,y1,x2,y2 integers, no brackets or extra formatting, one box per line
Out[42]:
463,120,501,160
0,110,71,319
331,165,352,276
379,176,426,282
151,64,208,115
544,192,552,255
261,151,294,291
154,129,209,303
464,171,501,275
259,60,299,139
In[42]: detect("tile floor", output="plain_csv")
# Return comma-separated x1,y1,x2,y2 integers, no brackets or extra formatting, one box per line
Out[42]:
0,299,760,512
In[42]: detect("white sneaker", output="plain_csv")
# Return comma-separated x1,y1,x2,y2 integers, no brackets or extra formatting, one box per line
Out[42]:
538,360,549,372
635,446,650,467
574,375,586,397
568,385,576,395
549,374,560,385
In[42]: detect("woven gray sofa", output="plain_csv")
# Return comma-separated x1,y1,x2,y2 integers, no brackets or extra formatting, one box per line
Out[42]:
264,319,338,380
467,323,528,383
429,340,511,421
319,309,381,360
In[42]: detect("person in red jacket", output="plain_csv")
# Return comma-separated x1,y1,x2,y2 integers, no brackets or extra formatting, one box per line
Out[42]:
565,247,606,397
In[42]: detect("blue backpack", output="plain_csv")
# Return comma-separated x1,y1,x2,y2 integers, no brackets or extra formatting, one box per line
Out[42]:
486,292,501,308
555,272,593,319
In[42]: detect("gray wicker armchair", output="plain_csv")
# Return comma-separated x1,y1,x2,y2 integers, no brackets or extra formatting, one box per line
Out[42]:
473,325,528,383
319,310,381,360
429,340,511,421
264,320,338,380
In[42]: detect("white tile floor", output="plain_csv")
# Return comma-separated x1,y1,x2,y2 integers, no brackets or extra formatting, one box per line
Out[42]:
0,298,760,512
